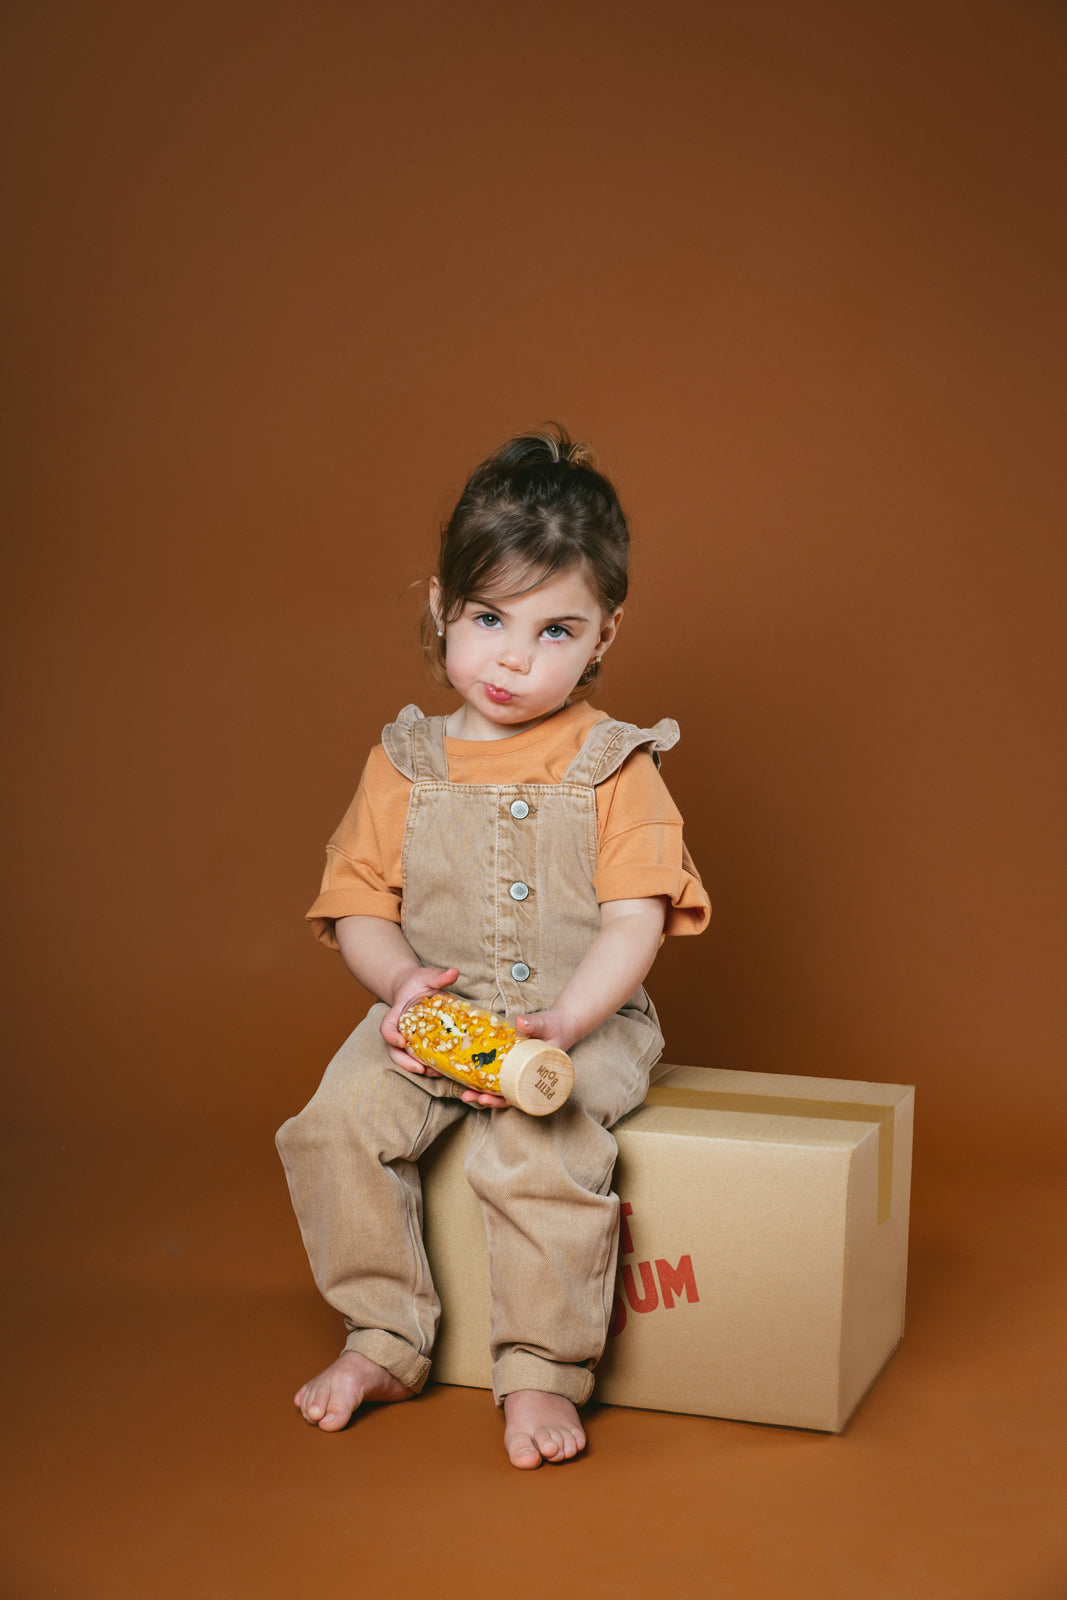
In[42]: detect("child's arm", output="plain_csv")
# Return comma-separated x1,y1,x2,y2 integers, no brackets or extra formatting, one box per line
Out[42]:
335,915,505,1107
335,914,457,1075
515,896,668,1056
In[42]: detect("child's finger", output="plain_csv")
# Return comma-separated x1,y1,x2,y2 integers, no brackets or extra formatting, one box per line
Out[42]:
460,1088,509,1109
386,1043,442,1075
425,967,460,991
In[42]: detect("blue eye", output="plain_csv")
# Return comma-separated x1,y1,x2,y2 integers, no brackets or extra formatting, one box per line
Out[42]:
543,624,571,640
475,612,502,629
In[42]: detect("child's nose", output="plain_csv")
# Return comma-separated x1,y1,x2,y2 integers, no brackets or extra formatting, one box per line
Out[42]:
498,643,531,673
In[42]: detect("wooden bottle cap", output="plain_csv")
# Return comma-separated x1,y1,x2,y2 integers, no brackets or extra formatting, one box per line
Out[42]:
496,1039,574,1116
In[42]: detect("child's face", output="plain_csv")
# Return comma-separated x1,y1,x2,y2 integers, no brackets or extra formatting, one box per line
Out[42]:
432,568,622,739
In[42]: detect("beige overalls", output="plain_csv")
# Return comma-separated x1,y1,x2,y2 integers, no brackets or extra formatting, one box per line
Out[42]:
277,705,678,1405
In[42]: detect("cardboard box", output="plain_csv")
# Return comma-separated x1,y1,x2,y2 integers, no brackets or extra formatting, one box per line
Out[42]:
421,1065,914,1432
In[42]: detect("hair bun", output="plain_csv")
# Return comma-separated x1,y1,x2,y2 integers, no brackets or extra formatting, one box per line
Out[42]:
498,423,597,473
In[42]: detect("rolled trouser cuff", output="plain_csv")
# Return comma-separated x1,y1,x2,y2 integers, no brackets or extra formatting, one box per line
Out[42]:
492,1352,596,1408
343,1328,433,1395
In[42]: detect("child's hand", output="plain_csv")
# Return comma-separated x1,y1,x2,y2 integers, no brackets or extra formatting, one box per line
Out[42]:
514,1007,583,1056
380,966,460,1075
382,972,510,1108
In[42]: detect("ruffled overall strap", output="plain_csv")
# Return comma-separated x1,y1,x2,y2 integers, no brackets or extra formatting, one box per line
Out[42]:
562,715,680,786
380,704,450,781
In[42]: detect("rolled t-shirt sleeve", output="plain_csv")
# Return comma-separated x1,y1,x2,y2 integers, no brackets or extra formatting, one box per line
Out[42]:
305,747,407,948
594,751,711,935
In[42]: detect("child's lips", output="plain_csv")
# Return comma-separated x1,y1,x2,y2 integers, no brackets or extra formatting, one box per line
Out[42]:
484,684,515,704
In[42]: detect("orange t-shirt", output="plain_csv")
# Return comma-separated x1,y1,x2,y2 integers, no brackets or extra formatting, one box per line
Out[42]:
307,702,710,949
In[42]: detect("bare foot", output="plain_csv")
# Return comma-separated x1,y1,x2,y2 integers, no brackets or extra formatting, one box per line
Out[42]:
294,1350,413,1431
503,1389,587,1469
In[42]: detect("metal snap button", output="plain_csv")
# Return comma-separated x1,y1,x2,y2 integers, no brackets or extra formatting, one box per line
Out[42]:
511,962,531,982
509,799,530,819
509,882,530,901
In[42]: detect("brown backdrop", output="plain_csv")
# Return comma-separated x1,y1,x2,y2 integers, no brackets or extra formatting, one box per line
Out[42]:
4,0,1063,1166
4,4,1067,1595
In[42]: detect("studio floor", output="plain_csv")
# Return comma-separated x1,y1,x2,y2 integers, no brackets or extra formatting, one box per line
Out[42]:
3,1124,1064,1600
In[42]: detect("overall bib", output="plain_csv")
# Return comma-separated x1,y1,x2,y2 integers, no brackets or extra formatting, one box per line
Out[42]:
277,706,677,1405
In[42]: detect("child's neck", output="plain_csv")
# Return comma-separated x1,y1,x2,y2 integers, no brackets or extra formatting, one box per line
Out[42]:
444,701,570,742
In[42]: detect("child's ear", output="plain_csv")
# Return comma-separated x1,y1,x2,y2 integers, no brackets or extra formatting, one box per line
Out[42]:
597,606,624,656
429,576,444,633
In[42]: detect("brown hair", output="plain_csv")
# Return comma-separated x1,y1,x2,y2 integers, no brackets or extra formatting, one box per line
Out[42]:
421,424,630,699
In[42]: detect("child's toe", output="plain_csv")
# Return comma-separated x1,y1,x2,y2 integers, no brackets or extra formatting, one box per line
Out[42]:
535,1427,563,1460
308,1383,347,1429
506,1431,544,1469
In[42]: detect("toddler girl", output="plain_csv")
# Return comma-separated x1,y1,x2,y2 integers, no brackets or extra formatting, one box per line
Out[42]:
277,427,710,1468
